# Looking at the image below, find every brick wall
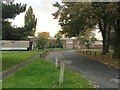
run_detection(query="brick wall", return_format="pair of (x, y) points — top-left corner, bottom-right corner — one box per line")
(48, 38), (77, 49)
(73, 40), (77, 49)
(61, 40), (66, 48)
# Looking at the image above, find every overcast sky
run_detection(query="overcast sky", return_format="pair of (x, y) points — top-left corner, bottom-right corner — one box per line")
(11, 0), (62, 37)
(11, 0), (102, 39)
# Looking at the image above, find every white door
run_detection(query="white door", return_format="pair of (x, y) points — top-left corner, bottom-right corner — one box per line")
(66, 40), (73, 49)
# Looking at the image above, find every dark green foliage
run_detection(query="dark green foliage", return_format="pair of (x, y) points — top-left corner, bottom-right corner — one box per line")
(2, 0), (26, 40)
(53, 2), (120, 58)
(56, 37), (63, 48)
(53, 2), (95, 38)
(24, 6), (37, 36)
(2, 21), (13, 40)
(2, 21), (26, 40)
(56, 42), (63, 48)
(12, 27), (27, 40)
(113, 2), (120, 58)
(2, 1), (26, 19)
(49, 37), (63, 48)
(49, 42), (56, 48)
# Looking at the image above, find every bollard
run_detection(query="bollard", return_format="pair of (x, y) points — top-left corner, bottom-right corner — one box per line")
(86, 50), (88, 54)
(59, 62), (65, 84)
(56, 56), (64, 69)
(55, 57), (60, 68)
(59, 60), (72, 85)
(40, 54), (42, 58)
(83, 50), (84, 55)
(89, 51), (91, 55)
(110, 54), (113, 59)
(95, 51), (96, 57)
(55, 57), (58, 68)
(101, 53), (103, 59)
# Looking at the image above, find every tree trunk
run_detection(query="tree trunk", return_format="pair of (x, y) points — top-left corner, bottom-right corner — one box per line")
(106, 26), (111, 53)
(113, 2), (120, 59)
(114, 19), (120, 59)
(98, 20), (107, 55)
(102, 33), (107, 55)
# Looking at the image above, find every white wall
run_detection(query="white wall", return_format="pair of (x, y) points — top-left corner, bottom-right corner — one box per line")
(0, 40), (30, 50)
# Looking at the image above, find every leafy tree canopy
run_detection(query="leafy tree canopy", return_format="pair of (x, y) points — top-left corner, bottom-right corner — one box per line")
(2, 0), (26, 40)
(36, 34), (48, 49)
(2, 0), (26, 20)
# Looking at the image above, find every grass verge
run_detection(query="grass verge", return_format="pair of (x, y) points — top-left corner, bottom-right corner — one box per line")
(2, 50), (42, 71)
(76, 50), (119, 68)
(2, 59), (94, 88)
(0, 80), (1, 90)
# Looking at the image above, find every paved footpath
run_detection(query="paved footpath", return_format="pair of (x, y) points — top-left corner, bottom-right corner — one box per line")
(45, 50), (120, 88)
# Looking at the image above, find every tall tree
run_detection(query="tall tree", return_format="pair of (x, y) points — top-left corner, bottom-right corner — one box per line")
(91, 2), (118, 54)
(53, 2), (95, 38)
(54, 31), (63, 38)
(53, 2), (119, 56)
(2, 0), (26, 20)
(24, 6), (37, 36)
(2, 0), (26, 40)
(113, 2), (120, 58)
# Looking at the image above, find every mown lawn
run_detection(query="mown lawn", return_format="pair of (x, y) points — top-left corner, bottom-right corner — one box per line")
(0, 81), (1, 90)
(2, 59), (95, 88)
(2, 50), (42, 71)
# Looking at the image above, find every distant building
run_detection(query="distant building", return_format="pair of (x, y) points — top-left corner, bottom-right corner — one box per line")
(0, 40), (30, 51)
(92, 41), (103, 49)
(1, 38), (104, 51)
(79, 41), (103, 49)
(48, 38), (78, 49)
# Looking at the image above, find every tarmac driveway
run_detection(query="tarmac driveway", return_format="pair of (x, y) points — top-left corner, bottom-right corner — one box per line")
(45, 50), (119, 88)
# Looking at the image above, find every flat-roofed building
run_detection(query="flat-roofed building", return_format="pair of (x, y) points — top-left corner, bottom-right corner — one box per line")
(0, 40), (30, 50)
(48, 38), (78, 49)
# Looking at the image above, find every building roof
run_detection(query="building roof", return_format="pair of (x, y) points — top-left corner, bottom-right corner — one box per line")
(48, 38), (77, 40)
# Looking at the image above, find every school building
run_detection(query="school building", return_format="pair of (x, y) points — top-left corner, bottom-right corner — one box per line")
(48, 38), (78, 49)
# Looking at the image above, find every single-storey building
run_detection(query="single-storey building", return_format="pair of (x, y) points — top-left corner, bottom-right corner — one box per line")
(0, 37), (78, 50)
(0, 40), (30, 50)
(48, 38), (78, 49)
(0, 37), (104, 50)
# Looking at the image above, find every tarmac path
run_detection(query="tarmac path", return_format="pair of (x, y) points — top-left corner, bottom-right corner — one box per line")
(45, 50), (119, 88)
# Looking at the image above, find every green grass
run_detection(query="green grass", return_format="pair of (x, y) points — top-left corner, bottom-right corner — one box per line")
(47, 48), (73, 51)
(0, 80), (1, 90)
(2, 59), (94, 88)
(2, 50), (42, 71)
(0, 52), (2, 73)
